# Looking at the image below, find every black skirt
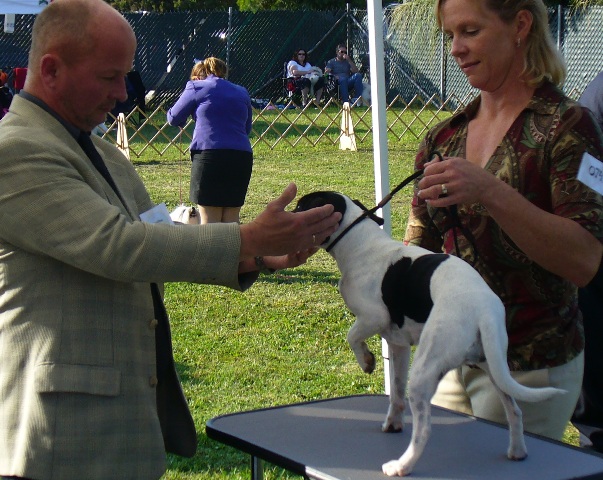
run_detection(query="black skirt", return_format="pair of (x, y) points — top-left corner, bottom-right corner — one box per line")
(190, 149), (253, 207)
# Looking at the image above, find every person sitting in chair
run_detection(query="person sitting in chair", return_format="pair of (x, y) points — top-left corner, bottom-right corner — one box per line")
(325, 44), (364, 104)
(287, 49), (324, 107)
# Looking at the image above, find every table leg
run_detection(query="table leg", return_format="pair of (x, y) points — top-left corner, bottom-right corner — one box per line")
(251, 455), (264, 480)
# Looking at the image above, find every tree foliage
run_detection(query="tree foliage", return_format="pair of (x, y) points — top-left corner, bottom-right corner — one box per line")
(107, 0), (603, 13)
(235, 0), (369, 11)
(108, 0), (237, 12)
(108, 0), (383, 12)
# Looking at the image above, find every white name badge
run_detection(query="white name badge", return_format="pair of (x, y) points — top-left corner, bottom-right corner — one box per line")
(139, 203), (174, 225)
(577, 152), (603, 195)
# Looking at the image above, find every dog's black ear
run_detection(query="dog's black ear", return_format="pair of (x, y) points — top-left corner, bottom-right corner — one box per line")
(352, 199), (384, 226)
(294, 191), (347, 216)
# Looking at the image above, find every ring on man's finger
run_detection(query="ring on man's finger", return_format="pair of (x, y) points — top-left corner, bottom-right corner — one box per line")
(441, 184), (448, 195)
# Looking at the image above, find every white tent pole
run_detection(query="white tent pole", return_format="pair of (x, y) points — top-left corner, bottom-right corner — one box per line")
(365, 0), (391, 395)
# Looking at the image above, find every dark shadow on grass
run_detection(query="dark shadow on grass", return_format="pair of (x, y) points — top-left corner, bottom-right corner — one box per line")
(173, 361), (194, 383)
(132, 159), (183, 167)
(258, 268), (340, 286)
(132, 159), (162, 166)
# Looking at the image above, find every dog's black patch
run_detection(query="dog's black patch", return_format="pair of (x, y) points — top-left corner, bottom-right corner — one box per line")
(382, 254), (450, 327)
(294, 191), (347, 217)
(294, 192), (347, 245)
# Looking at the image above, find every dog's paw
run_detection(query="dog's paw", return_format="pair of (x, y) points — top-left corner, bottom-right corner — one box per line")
(507, 435), (527, 460)
(382, 459), (412, 477)
(362, 351), (376, 374)
(382, 421), (403, 433)
(507, 446), (527, 461)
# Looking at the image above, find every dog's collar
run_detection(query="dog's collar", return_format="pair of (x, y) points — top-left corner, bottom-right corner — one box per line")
(326, 210), (376, 253)
(326, 169), (424, 253)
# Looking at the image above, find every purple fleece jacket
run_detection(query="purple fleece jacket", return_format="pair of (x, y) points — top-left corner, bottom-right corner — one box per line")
(167, 74), (252, 152)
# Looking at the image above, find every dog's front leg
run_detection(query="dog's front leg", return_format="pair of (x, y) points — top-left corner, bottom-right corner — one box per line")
(346, 318), (377, 374)
(382, 343), (410, 433)
(382, 394), (432, 477)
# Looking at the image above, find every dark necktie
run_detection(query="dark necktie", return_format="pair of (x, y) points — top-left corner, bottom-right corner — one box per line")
(77, 131), (124, 204)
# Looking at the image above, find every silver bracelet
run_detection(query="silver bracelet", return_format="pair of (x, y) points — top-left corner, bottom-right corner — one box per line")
(254, 256), (276, 275)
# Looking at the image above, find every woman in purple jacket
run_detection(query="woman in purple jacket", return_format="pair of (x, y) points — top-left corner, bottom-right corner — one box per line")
(167, 57), (253, 224)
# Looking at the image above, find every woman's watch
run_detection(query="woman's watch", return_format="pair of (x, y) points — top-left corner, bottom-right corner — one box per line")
(254, 256), (276, 275)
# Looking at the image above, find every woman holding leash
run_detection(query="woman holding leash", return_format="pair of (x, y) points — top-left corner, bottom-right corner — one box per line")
(404, 0), (603, 440)
(167, 57), (253, 224)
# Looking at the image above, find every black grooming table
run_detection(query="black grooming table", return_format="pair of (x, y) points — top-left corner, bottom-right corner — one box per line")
(206, 394), (603, 480)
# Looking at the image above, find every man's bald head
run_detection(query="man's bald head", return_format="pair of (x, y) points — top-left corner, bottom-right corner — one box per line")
(24, 0), (137, 131)
(27, 0), (135, 84)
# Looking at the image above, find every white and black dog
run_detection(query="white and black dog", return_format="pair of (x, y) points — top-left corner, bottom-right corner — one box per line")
(294, 191), (564, 477)
(170, 204), (201, 225)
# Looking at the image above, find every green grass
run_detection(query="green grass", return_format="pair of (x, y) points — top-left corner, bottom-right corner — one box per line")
(132, 136), (579, 479)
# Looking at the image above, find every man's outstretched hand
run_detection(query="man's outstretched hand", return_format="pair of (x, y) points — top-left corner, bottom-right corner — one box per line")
(239, 183), (341, 260)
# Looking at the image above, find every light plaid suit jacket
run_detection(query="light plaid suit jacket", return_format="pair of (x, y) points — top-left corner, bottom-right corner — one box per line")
(0, 96), (253, 479)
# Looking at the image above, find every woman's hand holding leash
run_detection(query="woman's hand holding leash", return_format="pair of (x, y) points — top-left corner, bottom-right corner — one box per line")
(417, 156), (497, 207)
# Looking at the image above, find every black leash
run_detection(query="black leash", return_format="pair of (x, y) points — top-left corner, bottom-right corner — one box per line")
(325, 168), (423, 253)
(325, 150), (479, 267)
(426, 151), (479, 266)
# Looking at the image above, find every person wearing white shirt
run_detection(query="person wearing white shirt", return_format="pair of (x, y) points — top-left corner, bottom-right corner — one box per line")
(287, 49), (324, 107)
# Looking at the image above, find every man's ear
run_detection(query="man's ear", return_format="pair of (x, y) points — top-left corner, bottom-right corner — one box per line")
(39, 54), (61, 88)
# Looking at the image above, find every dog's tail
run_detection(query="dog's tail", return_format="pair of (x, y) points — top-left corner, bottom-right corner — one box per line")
(479, 305), (565, 402)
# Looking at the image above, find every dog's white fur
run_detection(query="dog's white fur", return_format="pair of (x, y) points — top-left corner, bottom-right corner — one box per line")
(361, 81), (371, 106)
(169, 204), (201, 225)
(295, 192), (564, 477)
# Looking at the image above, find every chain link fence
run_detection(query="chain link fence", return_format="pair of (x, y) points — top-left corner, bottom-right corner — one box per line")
(1, 6), (602, 155)
(376, 4), (603, 108)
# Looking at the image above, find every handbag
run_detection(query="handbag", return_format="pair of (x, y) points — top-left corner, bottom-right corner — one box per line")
(286, 78), (297, 92)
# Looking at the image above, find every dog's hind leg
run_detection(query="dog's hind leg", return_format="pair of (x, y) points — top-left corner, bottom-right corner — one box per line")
(346, 318), (378, 373)
(382, 357), (441, 477)
(484, 368), (528, 460)
(383, 344), (410, 433)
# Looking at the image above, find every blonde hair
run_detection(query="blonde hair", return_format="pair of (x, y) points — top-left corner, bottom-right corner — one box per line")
(190, 57), (228, 81)
(435, 0), (566, 87)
